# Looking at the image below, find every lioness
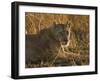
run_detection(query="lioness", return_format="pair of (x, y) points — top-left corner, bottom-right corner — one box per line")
(25, 22), (71, 68)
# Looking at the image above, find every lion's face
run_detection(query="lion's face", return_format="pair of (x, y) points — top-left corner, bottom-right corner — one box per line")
(53, 24), (70, 45)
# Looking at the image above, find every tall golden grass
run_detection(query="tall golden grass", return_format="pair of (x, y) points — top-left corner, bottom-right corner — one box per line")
(25, 12), (89, 67)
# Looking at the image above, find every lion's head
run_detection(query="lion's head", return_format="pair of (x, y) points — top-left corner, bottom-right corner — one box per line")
(50, 22), (71, 46)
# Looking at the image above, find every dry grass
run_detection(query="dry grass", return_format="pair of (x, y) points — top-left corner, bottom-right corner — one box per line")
(25, 12), (89, 68)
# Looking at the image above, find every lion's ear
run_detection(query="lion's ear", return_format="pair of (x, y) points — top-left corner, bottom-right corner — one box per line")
(50, 22), (56, 34)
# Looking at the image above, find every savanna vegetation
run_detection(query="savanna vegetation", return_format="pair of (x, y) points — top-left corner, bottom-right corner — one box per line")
(25, 12), (89, 68)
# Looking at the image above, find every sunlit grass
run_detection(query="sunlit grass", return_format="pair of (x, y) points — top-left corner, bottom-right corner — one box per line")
(25, 12), (89, 68)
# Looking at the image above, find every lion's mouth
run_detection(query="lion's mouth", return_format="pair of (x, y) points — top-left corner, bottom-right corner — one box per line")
(61, 42), (67, 45)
